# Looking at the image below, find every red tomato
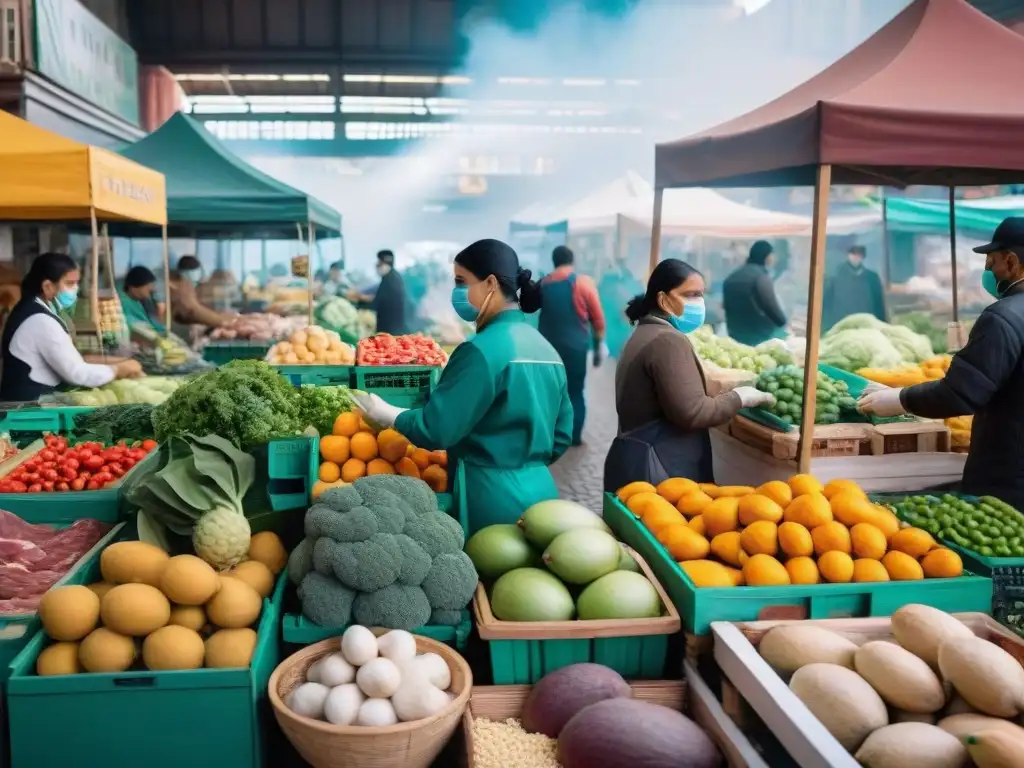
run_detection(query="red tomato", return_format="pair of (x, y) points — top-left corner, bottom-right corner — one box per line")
(27, 483), (41, 493)
(92, 472), (113, 485)
(41, 469), (59, 482)
(78, 449), (93, 461)
(62, 458), (80, 471)
(39, 449), (56, 462)
(70, 477), (86, 491)
(122, 457), (136, 469)
(86, 480), (101, 490)
(142, 439), (158, 451)
(84, 455), (105, 471)
(55, 481), (70, 492)
(127, 449), (145, 461)
(41, 481), (55, 492)
(0, 482), (11, 493)
(9, 480), (26, 493)
(54, 437), (68, 452)
(61, 466), (78, 481)
(108, 463), (125, 478)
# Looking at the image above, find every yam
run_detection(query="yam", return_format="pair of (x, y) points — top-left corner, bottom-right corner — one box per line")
(789, 663), (888, 751)
(890, 604), (974, 668)
(854, 722), (968, 768)
(938, 636), (1024, 718)
(854, 640), (946, 713)
(758, 625), (858, 675)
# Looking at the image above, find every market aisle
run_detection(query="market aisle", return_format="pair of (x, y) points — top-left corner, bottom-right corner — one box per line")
(550, 359), (618, 512)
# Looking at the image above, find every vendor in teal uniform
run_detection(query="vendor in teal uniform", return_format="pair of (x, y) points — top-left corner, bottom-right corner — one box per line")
(353, 238), (574, 533)
(119, 266), (166, 333)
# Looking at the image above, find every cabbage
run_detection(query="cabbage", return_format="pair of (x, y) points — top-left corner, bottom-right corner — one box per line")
(827, 313), (884, 334)
(879, 324), (933, 363)
(819, 329), (903, 371)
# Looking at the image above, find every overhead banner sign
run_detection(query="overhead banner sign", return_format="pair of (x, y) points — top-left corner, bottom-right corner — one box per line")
(33, 0), (140, 125)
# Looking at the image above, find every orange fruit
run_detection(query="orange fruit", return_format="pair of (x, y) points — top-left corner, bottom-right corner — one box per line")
(366, 459), (395, 476)
(318, 462), (341, 483)
(756, 480), (793, 508)
(319, 435), (350, 465)
(788, 474), (823, 497)
(333, 412), (360, 438)
(822, 479), (865, 500)
(349, 432), (379, 462)
(340, 458), (367, 483)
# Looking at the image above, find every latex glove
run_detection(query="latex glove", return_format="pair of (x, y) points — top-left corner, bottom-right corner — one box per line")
(857, 388), (906, 417)
(593, 341), (610, 368)
(861, 381), (888, 395)
(733, 386), (776, 409)
(351, 392), (407, 429)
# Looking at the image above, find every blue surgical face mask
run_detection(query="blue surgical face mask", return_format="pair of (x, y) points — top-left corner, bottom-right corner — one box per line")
(54, 287), (78, 311)
(182, 269), (202, 286)
(451, 285), (479, 322)
(983, 268), (1000, 298)
(668, 297), (705, 334)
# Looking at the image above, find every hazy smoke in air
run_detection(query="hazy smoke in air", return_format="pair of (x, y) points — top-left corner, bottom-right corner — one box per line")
(252, 0), (913, 267)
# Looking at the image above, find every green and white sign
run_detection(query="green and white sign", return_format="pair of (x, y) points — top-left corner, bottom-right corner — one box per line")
(33, 0), (140, 124)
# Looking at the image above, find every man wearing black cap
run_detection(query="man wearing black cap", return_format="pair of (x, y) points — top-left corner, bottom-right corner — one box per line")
(859, 217), (1024, 511)
(722, 240), (788, 346)
(351, 250), (406, 334)
(822, 245), (886, 330)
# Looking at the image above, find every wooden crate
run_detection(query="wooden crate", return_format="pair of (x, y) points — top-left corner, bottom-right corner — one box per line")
(473, 549), (680, 641)
(710, 613), (1024, 768)
(729, 415), (870, 461)
(869, 421), (952, 455)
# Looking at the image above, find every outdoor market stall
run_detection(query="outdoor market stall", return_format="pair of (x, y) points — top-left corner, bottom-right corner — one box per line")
(115, 113), (343, 337)
(0, 109), (169, 343)
(650, 0), (1024, 490)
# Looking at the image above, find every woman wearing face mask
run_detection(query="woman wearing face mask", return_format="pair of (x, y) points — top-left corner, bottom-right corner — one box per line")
(858, 217), (1024, 510)
(167, 256), (230, 330)
(603, 259), (776, 492)
(352, 239), (574, 533)
(0, 253), (142, 401)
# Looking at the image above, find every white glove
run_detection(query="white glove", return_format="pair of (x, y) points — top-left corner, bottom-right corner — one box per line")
(861, 381), (888, 395)
(351, 392), (407, 429)
(733, 386), (776, 409)
(857, 388), (906, 417)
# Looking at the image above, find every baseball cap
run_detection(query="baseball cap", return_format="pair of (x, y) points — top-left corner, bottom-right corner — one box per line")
(973, 217), (1024, 254)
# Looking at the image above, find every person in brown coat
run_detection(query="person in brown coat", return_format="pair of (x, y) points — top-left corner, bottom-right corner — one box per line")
(603, 259), (775, 492)
(168, 256), (230, 330)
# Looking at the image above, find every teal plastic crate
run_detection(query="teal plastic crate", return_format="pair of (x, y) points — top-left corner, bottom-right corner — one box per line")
(474, 546), (681, 685)
(0, 406), (96, 435)
(354, 365), (441, 408)
(6, 571), (285, 768)
(875, 492), (1024, 577)
(603, 493), (993, 635)
(202, 341), (274, 365)
(281, 609), (472, 649)
(266, 435), (318, 511)
(273, 365), (354, 388)
(0, 447), (158, 524)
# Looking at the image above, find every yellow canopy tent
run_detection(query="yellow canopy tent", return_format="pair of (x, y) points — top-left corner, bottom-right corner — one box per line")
(0, 110), (170, 335)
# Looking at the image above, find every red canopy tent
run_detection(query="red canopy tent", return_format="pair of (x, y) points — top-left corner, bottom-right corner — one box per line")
(655, 0), (1024, 189)
(650, 0), (1024, 470)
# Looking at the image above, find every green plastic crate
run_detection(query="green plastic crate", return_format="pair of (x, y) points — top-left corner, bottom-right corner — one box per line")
(875, 492), (1024, 577)
(0, 406), (96, 435)
(202, 341), (274, 365)
(281, 609), (472, 649)
(6, 571), (286, 768)
(603, 493), (993, 635)
(0, 448), (158, 524)
(266, 435), (318, 511)
(273, 365), (354, 388)
(354, 365), (441, 408)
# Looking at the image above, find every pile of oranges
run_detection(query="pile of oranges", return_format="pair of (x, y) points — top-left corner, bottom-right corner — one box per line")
(616, 474), (964, 588)
(312, 411), (449, 499)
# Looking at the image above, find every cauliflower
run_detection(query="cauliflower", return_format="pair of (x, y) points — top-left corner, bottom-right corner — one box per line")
(295, 475), (478, 631)
(819, 329), (903, 371)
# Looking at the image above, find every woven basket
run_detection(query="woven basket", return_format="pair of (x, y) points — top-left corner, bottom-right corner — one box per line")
(269, 632), (472, 768)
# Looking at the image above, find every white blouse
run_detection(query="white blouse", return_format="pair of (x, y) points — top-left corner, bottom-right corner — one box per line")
(6, 299), (116, 389)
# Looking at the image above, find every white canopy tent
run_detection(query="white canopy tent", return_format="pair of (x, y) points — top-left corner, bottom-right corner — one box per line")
(510, 171), (880, 237)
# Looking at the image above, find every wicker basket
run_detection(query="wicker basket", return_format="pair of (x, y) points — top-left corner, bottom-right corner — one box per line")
(269, 632), (473, 768)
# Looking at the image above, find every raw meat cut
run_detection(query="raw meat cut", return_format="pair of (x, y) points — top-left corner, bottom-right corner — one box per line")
(0, 511), (110, 615)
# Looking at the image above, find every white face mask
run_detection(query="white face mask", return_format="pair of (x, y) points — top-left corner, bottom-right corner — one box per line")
(181, 269), (202, 285)
(377, 264), (391, 277)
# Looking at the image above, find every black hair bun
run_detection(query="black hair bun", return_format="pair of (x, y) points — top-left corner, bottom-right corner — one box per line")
(516, 267), (534, 289)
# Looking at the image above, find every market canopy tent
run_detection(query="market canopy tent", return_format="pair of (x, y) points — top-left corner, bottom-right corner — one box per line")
(649, 0), (1024, 471)
(655, 0), (1024, 189)
(119, 113), (341, 236)
(885, 195), (1024, 235)
(512, 171), (819, 237)
(0, 110), (166, 225)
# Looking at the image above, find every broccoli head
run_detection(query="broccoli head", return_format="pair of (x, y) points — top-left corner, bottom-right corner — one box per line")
(437, 511), (465, 551)
(288, 537), (314, 586)
(430, 608), (465, 627)
(393, 534), (432, 586)
(306, 503), (377, 543)
(354, 475), (437, 517)
(329, 533), (403, 592)
(299, 572), (356, 627)
(317, 485), (363, 513)
(421, 551), (478, 610)
(353, 584), (431, 631)
(403, 515), (463, 558)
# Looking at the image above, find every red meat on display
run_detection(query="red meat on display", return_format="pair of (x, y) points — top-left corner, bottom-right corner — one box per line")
(0, 511), (110, 615)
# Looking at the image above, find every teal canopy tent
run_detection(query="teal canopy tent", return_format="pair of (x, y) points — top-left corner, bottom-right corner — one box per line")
(109, 113), (341, 238)
(883, 195), (1024, 236)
